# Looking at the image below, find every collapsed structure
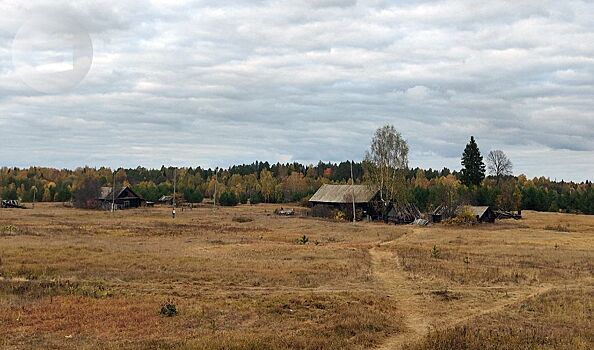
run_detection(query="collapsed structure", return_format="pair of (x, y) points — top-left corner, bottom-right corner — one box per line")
(432, 205), (497, 223)
(158, 195), (174, 205)
(1, 200), (26, 209)
(431, 204), (456, 223)
(384, 202), (422, 224)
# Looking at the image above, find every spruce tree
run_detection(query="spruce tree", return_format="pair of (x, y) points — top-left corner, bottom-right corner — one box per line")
(460, 136), (486, 187)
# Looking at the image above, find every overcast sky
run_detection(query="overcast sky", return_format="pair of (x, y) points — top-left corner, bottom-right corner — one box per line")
(1, 1), (593, 181)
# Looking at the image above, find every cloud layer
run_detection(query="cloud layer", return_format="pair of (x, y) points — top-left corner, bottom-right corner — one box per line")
(0, 0), (593, 181)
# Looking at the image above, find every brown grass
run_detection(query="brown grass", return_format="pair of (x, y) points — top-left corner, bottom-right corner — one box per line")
(408, 288), (593, 350)
(0, 204), (592, 349)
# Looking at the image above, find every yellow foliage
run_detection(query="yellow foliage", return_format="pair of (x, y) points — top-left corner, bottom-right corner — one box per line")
(444, 207), (478, 226)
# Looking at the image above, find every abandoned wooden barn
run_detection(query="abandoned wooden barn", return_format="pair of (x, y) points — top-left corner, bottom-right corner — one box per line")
(431, 204), (456, 223)
(385, 202), (422, 224)
(309, 184), (379, 219)
(457, 205), (497, 223)
(98, 186), (145, 210)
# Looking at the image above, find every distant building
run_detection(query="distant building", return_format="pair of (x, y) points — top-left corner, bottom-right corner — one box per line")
(158, 195), (174, 205)
(457, 205), (497, 223)
(98, 186), (145, 210)
(384, 202), (422, 224)
(431, 204), (456, 223)
(309, 184), (380, 219)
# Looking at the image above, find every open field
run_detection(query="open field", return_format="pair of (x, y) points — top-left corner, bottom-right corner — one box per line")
(0, 204), (592, 349)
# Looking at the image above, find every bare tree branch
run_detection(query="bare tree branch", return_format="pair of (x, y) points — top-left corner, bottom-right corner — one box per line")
(487, 150), (513, 184)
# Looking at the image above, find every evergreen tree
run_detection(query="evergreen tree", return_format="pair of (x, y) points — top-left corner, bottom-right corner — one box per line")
(460, 136), (486, 187)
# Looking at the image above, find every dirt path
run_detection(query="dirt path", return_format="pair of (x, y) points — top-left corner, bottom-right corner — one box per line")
(445, 285), (554, 329)
(369, 239), (574, 350)
(370, 246), (432, 350)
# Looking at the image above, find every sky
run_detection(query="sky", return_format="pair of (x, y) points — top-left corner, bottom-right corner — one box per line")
(0, 0), (593, 182)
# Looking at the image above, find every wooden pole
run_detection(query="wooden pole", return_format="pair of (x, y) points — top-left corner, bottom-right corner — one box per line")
(173, 168), (177, 208)
(112, 170), (116, 212)
(351, 160), (356, 223)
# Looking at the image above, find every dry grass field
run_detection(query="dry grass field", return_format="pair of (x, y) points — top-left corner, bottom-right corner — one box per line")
(0, 204), (592, 349)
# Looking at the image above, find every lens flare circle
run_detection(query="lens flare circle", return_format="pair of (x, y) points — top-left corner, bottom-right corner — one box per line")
(12, 14), (93, 94)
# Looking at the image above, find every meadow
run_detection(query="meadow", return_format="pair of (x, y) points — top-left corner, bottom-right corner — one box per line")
(0, 204), (592, 349)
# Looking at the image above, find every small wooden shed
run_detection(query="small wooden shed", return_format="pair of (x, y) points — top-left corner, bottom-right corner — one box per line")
(457, 205), (497, 223)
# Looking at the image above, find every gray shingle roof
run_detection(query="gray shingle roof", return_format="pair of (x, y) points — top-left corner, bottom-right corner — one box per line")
(309, 184), (378, 204)
(457, 205), (491, 218)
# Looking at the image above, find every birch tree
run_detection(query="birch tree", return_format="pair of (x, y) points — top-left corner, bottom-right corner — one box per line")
(363, 125), (409, 202)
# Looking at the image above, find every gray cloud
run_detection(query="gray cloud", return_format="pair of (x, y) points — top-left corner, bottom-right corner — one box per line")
(0, 0), (593, 181)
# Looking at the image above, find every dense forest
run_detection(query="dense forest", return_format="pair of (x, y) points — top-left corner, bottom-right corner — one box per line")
(1, 161), (592, 214)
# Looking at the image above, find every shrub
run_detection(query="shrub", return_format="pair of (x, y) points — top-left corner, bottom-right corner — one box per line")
(297, 235), (309, 245)
(1, 225), (18, 236)
(160, 300), (178, 317)
(232, 216), (253, 223)
(430, 289), (460, 301)
(431, 245), (441, 259)
(333, 210), (347, 221)
(444, 207), (478, 226)
(219, 192), (239, 206)
(544, 224), (571, 232)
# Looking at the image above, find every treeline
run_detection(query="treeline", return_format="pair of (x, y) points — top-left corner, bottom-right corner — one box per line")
(0, 162), (365, 206)
(408, 171), (594, 214)
(0, 163), (592, 214)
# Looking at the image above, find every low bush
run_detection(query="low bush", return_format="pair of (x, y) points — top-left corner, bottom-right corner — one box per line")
(444, 208), (478, 226)
(544, 224), (571, 232)
(297, 235), (309, 245)
(232, 216), (253, 223)
(333, 210), (346, 221)
(160, 300), (178, 317)
(431, 245), (441, 259)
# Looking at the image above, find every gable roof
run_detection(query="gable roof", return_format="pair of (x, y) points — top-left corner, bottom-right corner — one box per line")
(98, 186), (144, 201)
(309, 184), (378, 204)
(457, 205), (491, 218)
(387, 202), (422, 219)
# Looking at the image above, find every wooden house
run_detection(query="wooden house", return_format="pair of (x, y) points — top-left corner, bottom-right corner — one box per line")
(98, 186), (145, 210)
